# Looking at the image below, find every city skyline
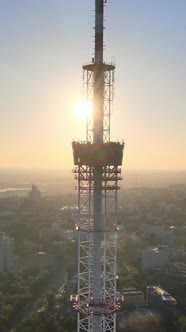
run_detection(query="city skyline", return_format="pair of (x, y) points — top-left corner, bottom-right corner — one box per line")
(0, 0), (186, 170)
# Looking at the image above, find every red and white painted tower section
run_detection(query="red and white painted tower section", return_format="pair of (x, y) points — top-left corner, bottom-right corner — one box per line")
(72, 1), (124, 331)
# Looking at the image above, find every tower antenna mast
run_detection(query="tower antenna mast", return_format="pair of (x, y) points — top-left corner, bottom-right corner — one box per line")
(72, 1), (124, 331)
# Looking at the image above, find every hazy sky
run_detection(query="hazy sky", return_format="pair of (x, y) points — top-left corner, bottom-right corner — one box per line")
(0, 0), (186, 170)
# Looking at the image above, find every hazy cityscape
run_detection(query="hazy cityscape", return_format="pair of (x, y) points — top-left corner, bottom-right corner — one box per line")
(0, 169), (185, 331)
(1, 169), (186, 195)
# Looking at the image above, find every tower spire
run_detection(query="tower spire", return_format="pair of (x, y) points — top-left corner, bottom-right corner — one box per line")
(95, 0), (104, 64)
(71, 1), (124, 331)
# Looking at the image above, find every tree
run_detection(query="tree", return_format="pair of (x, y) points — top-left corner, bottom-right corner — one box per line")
(179, 316), (186, 332)
(46, 291), (56, 313)
(62, 315), (76, 331)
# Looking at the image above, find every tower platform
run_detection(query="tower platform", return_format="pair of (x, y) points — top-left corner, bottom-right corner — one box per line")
(83, 62), (115, 72)
(72, 141), (124, 166)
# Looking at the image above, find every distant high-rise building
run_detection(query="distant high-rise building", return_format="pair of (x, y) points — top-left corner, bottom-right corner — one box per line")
(138, 246), (169, 271)
(28, 185), (41, 202)
(13, 223), (25, 256)
(122, 288), (145, 307)
(0, 233), (3, 271)
(147, 286), (176, 314)
(0, 232), (14, 272)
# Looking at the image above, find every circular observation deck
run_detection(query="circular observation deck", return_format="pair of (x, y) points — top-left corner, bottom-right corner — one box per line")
(83, 62), (115, 72)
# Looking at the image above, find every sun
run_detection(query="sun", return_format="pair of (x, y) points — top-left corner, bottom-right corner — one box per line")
(73, 99), (93, 120)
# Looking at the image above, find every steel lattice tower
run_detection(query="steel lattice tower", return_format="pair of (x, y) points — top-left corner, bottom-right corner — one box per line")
(71, 1), (124, 331)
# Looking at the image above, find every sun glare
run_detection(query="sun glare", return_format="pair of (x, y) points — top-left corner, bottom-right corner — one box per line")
(73, 99), (93, 120)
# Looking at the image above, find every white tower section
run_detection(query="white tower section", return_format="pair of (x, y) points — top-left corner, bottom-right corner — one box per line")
(72, 1), (124, 331)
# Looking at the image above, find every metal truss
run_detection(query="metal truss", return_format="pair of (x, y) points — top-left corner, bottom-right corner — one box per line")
(83, 64), (115, 144)
(72, 162), (123, 332)
(71, 62), (123, 332)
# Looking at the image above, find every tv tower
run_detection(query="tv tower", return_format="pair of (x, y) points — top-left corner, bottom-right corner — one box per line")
(71, 1), (124, 331)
